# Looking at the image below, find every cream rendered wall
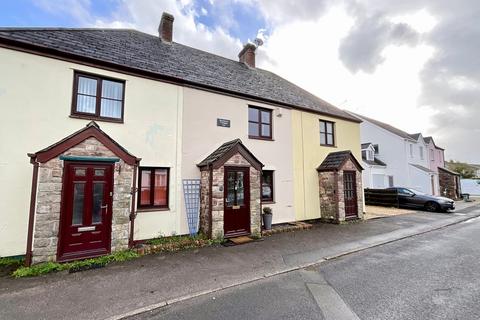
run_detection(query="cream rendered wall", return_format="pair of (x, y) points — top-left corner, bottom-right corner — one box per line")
(181, 88), (295, 226)
(0, 48), (183, 256)
(292, 110), (361, 220)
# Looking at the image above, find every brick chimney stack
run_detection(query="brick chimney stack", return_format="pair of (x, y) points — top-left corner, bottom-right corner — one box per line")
(158, 12), (174, 43)
(238, 43), (256, 68)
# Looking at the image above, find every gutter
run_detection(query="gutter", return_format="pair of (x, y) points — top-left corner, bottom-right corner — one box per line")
(25, 154), (39, 266)
(0, 39), (361, 124)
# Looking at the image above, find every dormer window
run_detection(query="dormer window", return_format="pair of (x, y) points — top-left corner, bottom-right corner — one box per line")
(366, 150), (374, 161)
(71, 71), (125, 122)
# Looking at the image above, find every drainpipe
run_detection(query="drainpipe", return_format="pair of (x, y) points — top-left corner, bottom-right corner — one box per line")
(25, 154), (39, 267)
(128, 160), (139, 248)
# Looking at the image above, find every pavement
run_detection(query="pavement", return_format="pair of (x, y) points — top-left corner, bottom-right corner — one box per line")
(135, 206), (480, 320)
(1, 203), (479, 320)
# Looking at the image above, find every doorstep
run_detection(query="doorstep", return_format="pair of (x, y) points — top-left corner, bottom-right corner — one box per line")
(262, 221), (313, 236)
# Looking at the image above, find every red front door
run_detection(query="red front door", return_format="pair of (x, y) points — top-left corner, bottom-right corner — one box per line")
(58, 161), (113, 262)
(224, 167), (250, 238)
(343, 171), (358, 218)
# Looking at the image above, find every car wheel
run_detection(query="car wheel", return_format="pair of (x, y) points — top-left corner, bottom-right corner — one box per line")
(425, 202), (440, 212)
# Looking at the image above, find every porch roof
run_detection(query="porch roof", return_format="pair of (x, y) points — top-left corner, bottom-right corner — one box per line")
(317, 150), (363, 172)
(197, 139), (263, 170)
(29, 121), (140, 165)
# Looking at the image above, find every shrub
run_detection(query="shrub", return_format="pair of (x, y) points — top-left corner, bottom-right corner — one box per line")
(263, 207), (272, 215)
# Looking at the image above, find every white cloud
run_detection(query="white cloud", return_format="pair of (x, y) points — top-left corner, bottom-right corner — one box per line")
(389, 9), (438, 34)
(33, 0), (93, 24)
(258, 5), (435, 134)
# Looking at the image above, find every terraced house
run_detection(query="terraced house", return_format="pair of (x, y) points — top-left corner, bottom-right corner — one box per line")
(0, 13), (363, 265)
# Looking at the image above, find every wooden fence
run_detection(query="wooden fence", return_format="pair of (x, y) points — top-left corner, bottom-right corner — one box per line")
(364, 188), (399, 207)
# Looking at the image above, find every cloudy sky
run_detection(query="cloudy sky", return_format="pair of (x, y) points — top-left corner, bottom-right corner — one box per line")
(2, 0), (479, 162)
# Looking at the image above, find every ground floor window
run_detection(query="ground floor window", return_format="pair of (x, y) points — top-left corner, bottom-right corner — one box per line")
(138, 167), (169, 209)
(388, 175), (394, 187)
(262, 170), (274, 202)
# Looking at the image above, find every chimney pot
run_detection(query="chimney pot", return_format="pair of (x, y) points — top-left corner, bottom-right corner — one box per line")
(238, 43), (256, 68)
(159, 12), (174, 43)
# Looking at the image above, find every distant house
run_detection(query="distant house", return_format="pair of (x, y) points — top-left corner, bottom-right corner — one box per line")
(353, 113), (440, 195)
(361, 143), (388, 188)
(424, 137), (462, 199)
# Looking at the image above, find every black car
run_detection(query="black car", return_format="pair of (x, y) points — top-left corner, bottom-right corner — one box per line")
(387, 187), (455, 212)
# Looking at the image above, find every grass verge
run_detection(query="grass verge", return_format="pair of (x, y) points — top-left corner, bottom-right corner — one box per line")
(12, 250), (139, 278)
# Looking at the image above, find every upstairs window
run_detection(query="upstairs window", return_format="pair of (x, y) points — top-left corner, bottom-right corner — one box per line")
(419, 146), (424, 160)
(320, 120), (335, 146)
(248, 106), (272, 139)
(72, 72), (125, 122)
(430, 149), (435, 161)
(138, 167), (169, 209)
(410, 144), (414, 157)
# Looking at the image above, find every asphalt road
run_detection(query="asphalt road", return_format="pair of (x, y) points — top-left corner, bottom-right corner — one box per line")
(130, 215), (480, 320)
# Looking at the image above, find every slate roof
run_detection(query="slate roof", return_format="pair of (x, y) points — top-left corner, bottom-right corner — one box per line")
(353, 113), (416, 141)
(362, 156), (387, 167)
(361, 143), (372, 149)
(409, 163), (435, 174)
(317, 150), (363, 171)
(439, 166), (460, 176)
(409, 133), (421, 141)
(0, 28), (359, 122)
(423, 136), (445, 150)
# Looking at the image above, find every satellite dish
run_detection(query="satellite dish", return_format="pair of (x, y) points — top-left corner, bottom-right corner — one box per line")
(253, 37), (264, 47)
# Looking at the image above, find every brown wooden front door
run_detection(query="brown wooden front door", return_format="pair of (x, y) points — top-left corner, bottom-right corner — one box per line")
(343, 171), (358, 218)
(224, 167), (250, 238)
(58, 161), (113, 262)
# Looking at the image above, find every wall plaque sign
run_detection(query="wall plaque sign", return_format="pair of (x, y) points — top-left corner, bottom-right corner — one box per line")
(217, 118), (231, 128)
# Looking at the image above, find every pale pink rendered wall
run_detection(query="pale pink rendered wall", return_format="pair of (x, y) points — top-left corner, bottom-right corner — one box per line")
(427, 141), (445, 172)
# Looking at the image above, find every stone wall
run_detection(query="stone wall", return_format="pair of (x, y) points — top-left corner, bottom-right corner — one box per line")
(199, 170), (211, 236)
(318, 158), (364, 223)
(199, 152), (261, 239)
(32, 137), (133, 264)
(439, 170), (460, 199)
(318, 171), (338, 221)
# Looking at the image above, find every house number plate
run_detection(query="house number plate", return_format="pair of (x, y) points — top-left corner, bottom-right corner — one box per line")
(78, 226), (95, 232)
(232, 205), (240, 210)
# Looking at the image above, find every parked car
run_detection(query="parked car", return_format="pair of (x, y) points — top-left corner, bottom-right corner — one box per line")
(386, 187), (455, 212)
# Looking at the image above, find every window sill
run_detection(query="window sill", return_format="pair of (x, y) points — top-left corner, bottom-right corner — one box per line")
(249, 135), (274, 141)
(261, 201), (275, 204)
(320, 144), (337, 148)
(70, 114), (124, 124)
(137, 207), (170, 213)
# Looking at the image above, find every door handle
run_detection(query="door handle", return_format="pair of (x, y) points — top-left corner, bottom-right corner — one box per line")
(101, 205), (108, 210)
